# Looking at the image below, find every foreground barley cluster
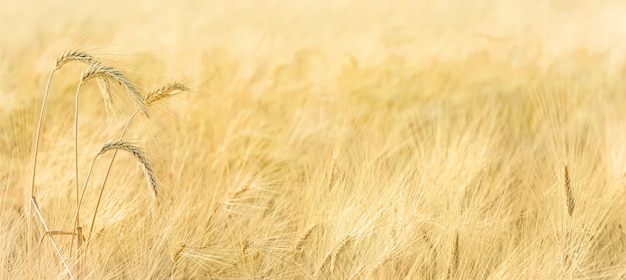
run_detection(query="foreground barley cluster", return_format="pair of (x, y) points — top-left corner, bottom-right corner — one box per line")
(3, 0), (626, 279)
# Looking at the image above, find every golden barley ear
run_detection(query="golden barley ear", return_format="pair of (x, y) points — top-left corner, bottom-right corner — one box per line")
(145, 81), (190, 106)
(98, 141), (158, 196)
(331, 235), (352, 271)
(563, 164), (575, 217)
(171, 243), (186, 262)
(318, 235), (353, 276)
(294, 224), (317, 251)
(54, 50), (100, 70)
(81, 64), (149, 116)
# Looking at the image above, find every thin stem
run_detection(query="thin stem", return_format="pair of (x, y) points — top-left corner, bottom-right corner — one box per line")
(87, 112), (137, 239)
(75, 82), (82, 224)
(31, 196), (76, 280)
(69, 82), (83, 257)
(72, 152), (100, 249)
(31, 70), (55, 197)
(29, 69), (56, 272)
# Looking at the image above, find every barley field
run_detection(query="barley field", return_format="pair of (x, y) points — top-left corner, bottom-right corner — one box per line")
(3, 0), (626, 279)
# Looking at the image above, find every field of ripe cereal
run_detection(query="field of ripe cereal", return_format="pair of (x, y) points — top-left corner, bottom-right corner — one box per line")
(3, 1), (626, 279)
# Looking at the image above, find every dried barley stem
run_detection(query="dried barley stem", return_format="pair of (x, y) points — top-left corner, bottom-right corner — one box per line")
(73, 80), (82, 232)
(563, 164), (575, 217)
(87, 113), (136, 240)
(88, 81), (188, 239)
(447, 231), (459, 279)
(30, 50), (100, 268)
(72, 65), (144, 238)
(73, 147), (108, 247)
(29, 69), (55, 271)
(74, 140), (156, 254)
(327, 144), (340, 191)
(31, 197), (76, 280)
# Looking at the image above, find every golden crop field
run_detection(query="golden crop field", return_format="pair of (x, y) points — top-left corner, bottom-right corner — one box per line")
(3, 0), (626, 279)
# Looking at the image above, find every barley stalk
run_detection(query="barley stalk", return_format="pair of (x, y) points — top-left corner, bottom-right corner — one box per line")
(447, 231), (459, 279)
(88, 81), (188, 239)
(30, 50), (100, 266)
(65, 140), (146, 261)
(327, 143), (340, 191)
(563, 164), (575, 217)
(31, 197), (75, 280)
(73, 63), (144, 233)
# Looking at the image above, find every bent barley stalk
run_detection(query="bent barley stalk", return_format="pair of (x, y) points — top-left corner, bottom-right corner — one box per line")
(87, 81), (188, 239)
(71, 63), (147, 241)
(73, 141), (157, 250)
(31, 197), (75, 280)
(29, 50), (100, 275)
(447, 231), (460, 279)
(31, 50), (185, 278)
(563, 164), (575, 217)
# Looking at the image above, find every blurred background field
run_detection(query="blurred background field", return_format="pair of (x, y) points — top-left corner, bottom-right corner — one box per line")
(3, 0), (626, 279)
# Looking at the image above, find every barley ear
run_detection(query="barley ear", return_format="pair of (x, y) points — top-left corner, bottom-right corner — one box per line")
(171, 243), (186, 262)
(55, 50), (100, 70)
(330, 235), (352, 271)
(98, 141), (158, 196)
(145, 81), (190, 106)
(81, 64), (149, 116)
(294, 224), (317, 251)
(314, 235), (352, 278)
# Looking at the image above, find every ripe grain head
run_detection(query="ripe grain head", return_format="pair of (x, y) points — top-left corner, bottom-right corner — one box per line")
(98, 141), (158, 196)
(145, 81), (189, 106)
(81, 64), (149, 116)
(54, 50), (100, 70)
